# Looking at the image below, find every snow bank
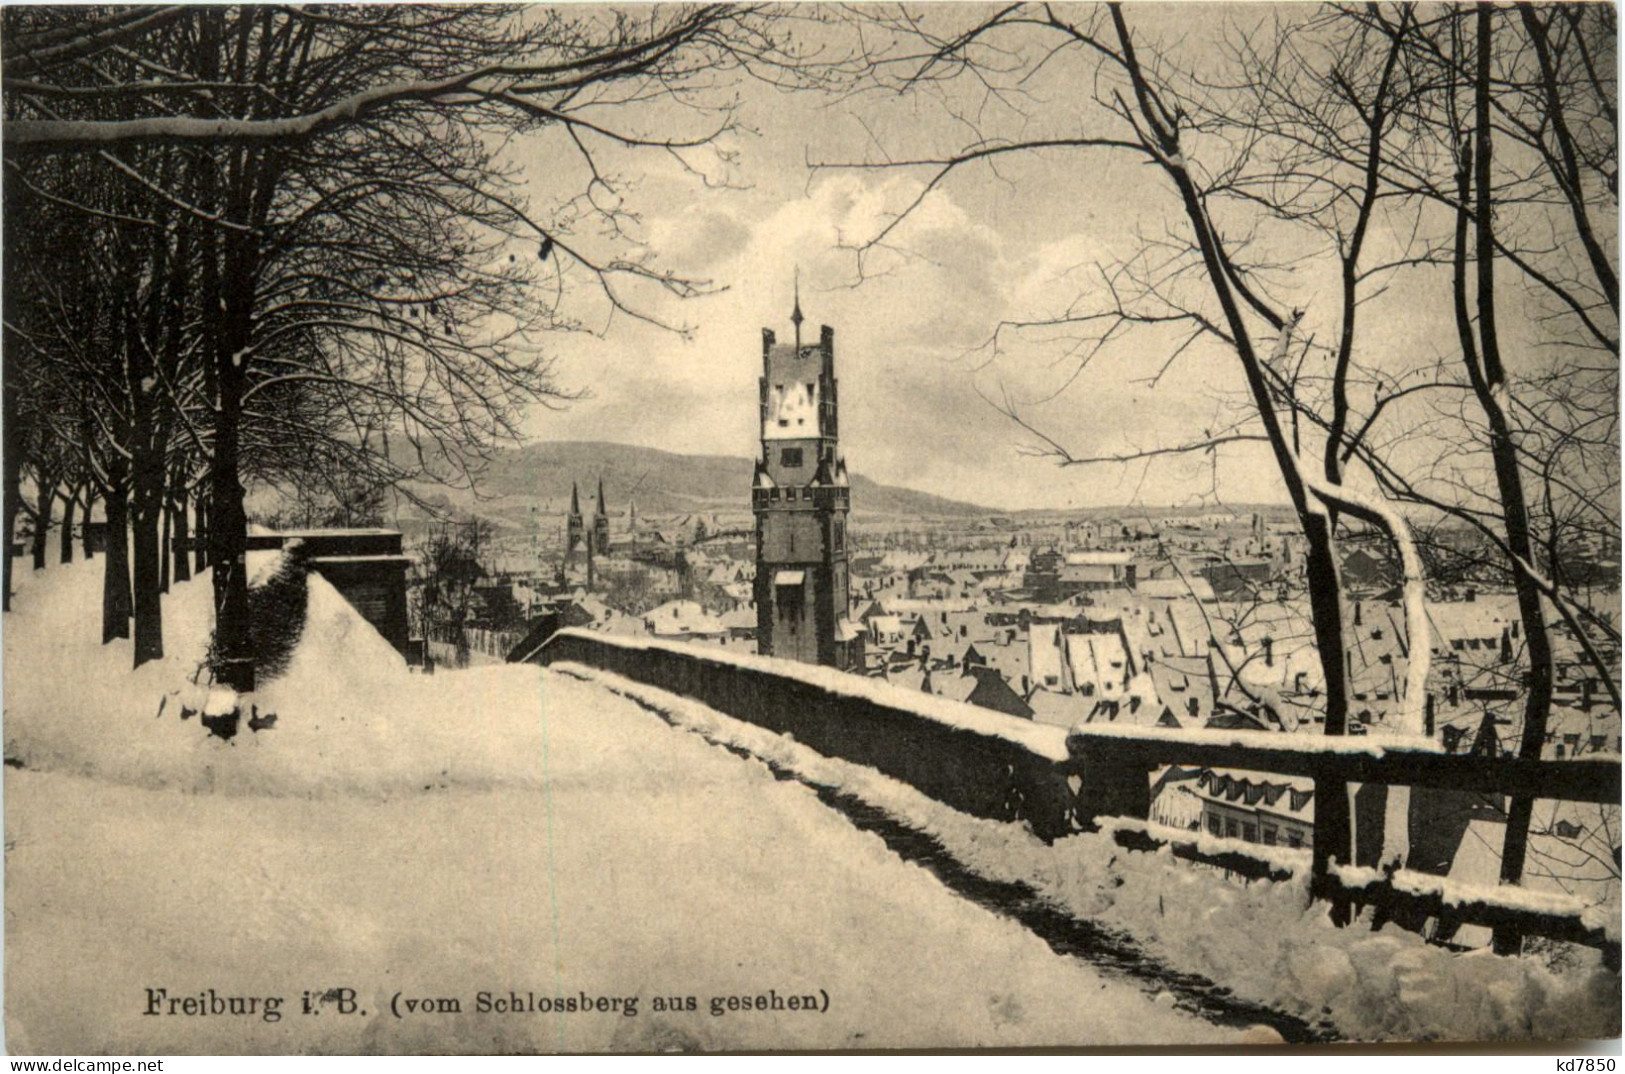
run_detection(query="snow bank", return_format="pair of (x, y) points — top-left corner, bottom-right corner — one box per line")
(555, 663), (1621, 1044)
(7, 665), (1238, 1052)
(4, 561), (555, 799)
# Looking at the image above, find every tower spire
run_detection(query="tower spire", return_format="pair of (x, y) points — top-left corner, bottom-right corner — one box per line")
(791, 267), (804, 350)
(596, 475), (606, 516)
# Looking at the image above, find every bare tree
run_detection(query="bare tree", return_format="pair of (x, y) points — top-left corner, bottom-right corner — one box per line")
(3, 5), (797, 689)
(819, 3), (1450, 914)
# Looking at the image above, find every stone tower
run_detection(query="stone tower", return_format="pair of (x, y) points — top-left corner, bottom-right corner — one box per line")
(592, 477), (611, 556)
(751, 285), (860, 670)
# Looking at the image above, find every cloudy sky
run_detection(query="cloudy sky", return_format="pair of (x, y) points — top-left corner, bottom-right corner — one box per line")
(504, 5), (1462, 513)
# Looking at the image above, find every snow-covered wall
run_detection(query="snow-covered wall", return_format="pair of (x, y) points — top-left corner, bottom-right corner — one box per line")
(530, 629), (1079, 840)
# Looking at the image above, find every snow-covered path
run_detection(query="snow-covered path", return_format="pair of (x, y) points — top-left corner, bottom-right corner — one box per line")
(5, 664), (1240, 1053)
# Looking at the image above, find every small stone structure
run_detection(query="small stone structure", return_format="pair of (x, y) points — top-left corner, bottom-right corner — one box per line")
(245, 528), (412, 655)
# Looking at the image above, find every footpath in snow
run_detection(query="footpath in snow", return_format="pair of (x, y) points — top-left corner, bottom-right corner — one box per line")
(4, 562), (1241, 1053)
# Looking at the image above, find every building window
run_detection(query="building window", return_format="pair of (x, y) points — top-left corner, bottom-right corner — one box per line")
(781, 447), (803, 468)
(1241, 823), (1257, 843)
(1262, 826), (1277, 846)
(1207, 815), (1222, 837)
(1224, 818), (1239, 839)
(1287, 830), (1303, 848)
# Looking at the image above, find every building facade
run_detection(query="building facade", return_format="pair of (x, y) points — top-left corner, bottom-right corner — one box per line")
(751, 293), (861, 670)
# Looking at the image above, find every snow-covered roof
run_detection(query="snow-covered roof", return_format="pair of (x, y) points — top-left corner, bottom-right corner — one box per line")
(1137, 577), (1216, 602)
(1064, 551), (1135, 566)
(1066, 632), (1129, 698)
(763, 379), (819, 440)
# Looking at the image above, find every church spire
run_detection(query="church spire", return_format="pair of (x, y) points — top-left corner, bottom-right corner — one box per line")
(596, 475), (607, 516)
(791, 267), (804, 350)
(569, 480), (581, 516)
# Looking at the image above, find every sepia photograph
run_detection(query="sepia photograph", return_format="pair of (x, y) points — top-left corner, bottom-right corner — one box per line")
(0, 0), (1619, 1056)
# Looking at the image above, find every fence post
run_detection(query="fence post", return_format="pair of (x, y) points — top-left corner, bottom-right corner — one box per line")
(1311, 764), (1354, 926)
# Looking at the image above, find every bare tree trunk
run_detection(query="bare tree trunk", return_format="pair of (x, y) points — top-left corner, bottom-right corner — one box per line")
(101, 466), (131, 643)
(30, 471), (54, 570)
(58, 488), (76, 565)
(1465, 7), (1557, 956)
(172, 479), (191, 583)
(130, 488), (164, 666)
(194, 494), (208, 575)
(159, 492), (171, 593)
(2, 377), (19, 611)
(1107, 7), (1357, 922)
(208, 325), (252, 689)
(81, 487), (97, 560)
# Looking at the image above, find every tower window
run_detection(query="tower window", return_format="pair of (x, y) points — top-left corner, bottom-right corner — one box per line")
(780, 447), (803, 468)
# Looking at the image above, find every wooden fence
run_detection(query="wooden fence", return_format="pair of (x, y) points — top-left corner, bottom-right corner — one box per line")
(1069, 724), (1620, 962)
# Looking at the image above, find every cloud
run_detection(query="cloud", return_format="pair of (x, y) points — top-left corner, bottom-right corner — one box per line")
(521, 132), (1297, 510)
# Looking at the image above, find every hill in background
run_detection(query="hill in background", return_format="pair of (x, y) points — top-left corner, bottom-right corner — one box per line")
(396, 440), (993, 532)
